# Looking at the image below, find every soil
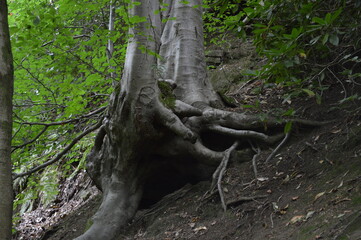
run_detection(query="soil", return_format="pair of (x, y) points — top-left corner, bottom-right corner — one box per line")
(14, 38), (361, 240)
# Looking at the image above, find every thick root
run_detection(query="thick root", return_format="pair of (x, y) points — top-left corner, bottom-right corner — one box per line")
(74, 179), (142, 240)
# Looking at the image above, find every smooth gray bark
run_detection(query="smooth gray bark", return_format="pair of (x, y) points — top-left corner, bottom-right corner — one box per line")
(0, 0), (14, 239)
(77, 1), (281, 239)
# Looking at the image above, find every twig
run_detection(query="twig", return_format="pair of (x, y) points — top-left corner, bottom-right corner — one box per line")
(15, 60), (58, 104)
(226, 195), (268, 206)
(17, 106), (106, 126)
(327, 66), (347, 98)
(12, 126), (49, 152)
(265, 132), (290, 164)
(12, 121), (102, 179)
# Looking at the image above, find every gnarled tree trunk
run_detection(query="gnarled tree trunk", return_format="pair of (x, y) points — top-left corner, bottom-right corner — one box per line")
(0, 0), (14, 239)
(76, 1), (281, 239)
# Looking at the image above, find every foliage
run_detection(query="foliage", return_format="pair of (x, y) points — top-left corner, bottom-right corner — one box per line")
(8, 0), (131, 218)
(157, 81), (176, 109)
(205, 0), (361, 102)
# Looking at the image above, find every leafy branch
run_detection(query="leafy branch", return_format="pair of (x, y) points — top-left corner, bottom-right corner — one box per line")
(13, 120), (102, 179)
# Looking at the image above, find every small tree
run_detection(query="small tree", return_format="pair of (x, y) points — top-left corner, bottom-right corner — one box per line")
(0, 0), (14, 239)
(76, 1), (285, 239)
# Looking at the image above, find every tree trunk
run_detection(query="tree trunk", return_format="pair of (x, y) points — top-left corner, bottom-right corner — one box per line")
(0, 0), (14, 239)
(76, 1), (281, 239)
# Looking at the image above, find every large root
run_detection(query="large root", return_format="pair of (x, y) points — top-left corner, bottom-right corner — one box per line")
(74, 178), (142, 240)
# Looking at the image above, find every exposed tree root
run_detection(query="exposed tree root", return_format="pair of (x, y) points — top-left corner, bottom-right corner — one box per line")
(249, 141), (261, 179)
(211, 141), (239, 211)
(75, 1), (335, 239)
(265, 132), (291, 164)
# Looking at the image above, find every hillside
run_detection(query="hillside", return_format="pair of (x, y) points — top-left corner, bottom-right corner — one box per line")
(14, 38), (361, 240)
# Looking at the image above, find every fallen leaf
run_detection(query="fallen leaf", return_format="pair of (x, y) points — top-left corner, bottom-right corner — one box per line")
(314, 135), (320, 141)
(279, 210), (287, 215)
(337, 213), (345, 218)
(193, 226), (207, 232)
(314, 192), (325, 202)
(289, 215), (304, 224)
(257, 177), (269, 182)
(306, 211), (315, 220)
(283, 175), (290, 183)
(292, 196), (299, 201)
(331, 128), (341, 134)
(272, 202), (279, 212)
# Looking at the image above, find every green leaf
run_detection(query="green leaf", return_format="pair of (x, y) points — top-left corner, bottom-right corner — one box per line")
(329, 34), (339, 46)
(322, 33), (329, 45)
(284, 121), (293, 134)
(302, 89), (315, 97)
(325, 13), (332, 25)
(312, 17), (326, 25)
(282, 109), (295, 117)
(243, 7), (255, 16)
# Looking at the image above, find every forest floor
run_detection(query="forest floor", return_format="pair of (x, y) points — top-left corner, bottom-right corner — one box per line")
(15, 39), (361, 240)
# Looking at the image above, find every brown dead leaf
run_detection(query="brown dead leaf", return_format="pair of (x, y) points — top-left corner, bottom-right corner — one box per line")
(306, 211), (315, 220)
(193, 226), (207, 233)
(331, 128), (341, 134)
(291, 196), (299, 201)
(314, 192), (325, 202)
(288, 215), (304, 224)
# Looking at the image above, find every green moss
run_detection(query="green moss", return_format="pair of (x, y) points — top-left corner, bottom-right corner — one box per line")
(84, 219), (93, 231)
(297, 224), (318, 240)
(157, 81), (176, 109)
(217, 91), (237, 107)
(351, 196), (361, 205)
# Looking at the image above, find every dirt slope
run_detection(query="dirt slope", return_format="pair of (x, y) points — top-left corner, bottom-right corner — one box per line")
(16, 39), (361, 240)
(40, 109), (361, 240)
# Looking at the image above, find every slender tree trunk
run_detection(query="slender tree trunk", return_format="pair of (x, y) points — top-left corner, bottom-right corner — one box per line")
(0, 0), (14, 239)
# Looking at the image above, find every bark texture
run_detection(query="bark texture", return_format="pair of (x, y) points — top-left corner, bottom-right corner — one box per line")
(0, 0), (14, 239)
(77, 1), (282, 239)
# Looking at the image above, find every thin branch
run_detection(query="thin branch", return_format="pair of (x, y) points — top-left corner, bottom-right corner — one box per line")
(12, 126), (49, 153)
(265, 132), (291, 164)
(327, 66), (347, 98)
(41, 34), (90, 47)
(226, 195), (268, 206)
(13, 121), (102, 179)
(18, 106), (106, 126)
(15, 60), (58, 104)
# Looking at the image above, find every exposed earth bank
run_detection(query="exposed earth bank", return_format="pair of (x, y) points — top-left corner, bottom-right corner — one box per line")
(15, 38), (361, 240)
